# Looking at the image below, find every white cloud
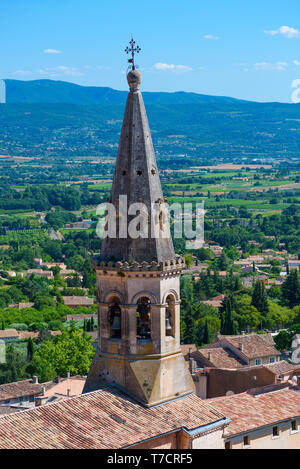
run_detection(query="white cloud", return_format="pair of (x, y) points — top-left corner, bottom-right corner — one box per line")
(153, 63), (193, 72)
(13, 70), (32, 75)
(264, 26), (300, 38)
(293, 60), (300, 66)
(37, 66), (84, 77)
(253, 61), (288, 71)
(43, 49), (61, 54)
(203, 34), (219, 40)
(292, 79), (300, 88)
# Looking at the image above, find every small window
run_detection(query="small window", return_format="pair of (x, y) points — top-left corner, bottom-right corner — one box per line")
(137, 170), (142, 176)
(291, 420), (298, 432)
(273, 426), (279, 437)
(255, 359), (262, 366)
(225, 441), (232, 450)
(243, 435), (250, 446)
(269, 357), (275, 363)
(151, 169), (156, 175)
(122, 170), (127, 176)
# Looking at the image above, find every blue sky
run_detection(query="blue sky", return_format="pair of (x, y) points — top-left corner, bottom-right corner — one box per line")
(1, 0), (300, 102)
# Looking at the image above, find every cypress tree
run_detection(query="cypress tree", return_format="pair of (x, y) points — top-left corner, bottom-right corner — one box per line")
(251, 279), (269, 314)
(202, 320), (211, 345)
(282, 270), (300, 308)
(27, 337), (34, 361)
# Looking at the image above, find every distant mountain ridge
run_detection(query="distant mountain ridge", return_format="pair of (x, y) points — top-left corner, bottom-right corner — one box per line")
(0, 79), (299, 160)
(3, 79), (247, 105)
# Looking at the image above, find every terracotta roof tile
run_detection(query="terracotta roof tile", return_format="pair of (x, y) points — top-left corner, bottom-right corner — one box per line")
(192, 348), (244, 369)
(221, 334), (280, 359)
(0, 387), (226, 449)
(264, 360), (295, 376)
(0, 329), (19, 339)
(0, 379), (43, 402)
(180, 344), (197, 360)
(208, 387), (300, 437)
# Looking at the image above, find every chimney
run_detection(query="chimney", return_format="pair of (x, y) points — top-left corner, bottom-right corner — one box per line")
(42, 385), (45, 395)
(67, 371), (70, 379)
(208, 352), (212, 361)
(189, 358), (197, 374)
(67, 388), (71, 397)
(32, 375), (38, 384)
(239, 342), (244, 352)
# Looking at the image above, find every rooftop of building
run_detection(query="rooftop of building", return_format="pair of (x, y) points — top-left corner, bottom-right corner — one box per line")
(192, 347), (245, 369)
(219, 333), (280, 359)
(0, 379), (43, 402)
(0, 329), (19, 339)
(208, 386), (300, 437)
(0, 386), (227, 449)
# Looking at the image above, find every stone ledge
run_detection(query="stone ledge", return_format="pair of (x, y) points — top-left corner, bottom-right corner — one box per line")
(91, 256), (185, 272)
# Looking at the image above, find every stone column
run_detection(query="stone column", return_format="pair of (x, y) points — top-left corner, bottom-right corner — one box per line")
(99, 304), (110, 352)
(127, 306), (137, 355)
(151, 304), (165, 354)
(174, 301), (181, 350)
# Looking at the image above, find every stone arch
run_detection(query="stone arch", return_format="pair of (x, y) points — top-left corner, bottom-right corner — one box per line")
(162, 289), (179, 304)
(165, 293), (176, 337)
(131, 290), (158, 305)
(104, 290), (124, 304)
(104, 291), (124, 340)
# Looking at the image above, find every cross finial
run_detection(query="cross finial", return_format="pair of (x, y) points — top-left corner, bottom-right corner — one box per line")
(125, 37), (141, 70)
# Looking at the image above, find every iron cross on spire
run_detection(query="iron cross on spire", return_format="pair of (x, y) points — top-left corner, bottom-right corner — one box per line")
(125, 38), (141, 70)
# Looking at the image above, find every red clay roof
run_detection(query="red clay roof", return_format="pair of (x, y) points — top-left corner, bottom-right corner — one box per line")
(221, 334), (280, 359)
(264, 360), (294, 376)
(180, 344), (197, 360)
(208, 387), (300, 437)
(192, 348), (244, 369)
(0, 329), (19, 339)
(0, 386), (226, 449)
(0, 379), (43, 402)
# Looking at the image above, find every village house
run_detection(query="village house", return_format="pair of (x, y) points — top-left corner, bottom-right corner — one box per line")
(192, 360), (295, 399)
(0, 329), (19, 341)
(0, 377), (44, 411)
(208, 386), (300, 449)
(62, 296), (94, 309)
(40, 261), (67, 270)
(0, 375), (86, 415)
(35, 374), (86, 406)
(201, 294), (225, 309)
(192, 333), (280, 370)
(26, 269), (53, 279)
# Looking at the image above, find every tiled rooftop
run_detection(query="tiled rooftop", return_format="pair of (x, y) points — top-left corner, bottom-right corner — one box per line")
(208, 387), (300, 437)
(180, 344), (197, 360)
(192, 348), (244, 369)
(264, 360), (294, 376)
(0, 386), (226, 449)
(0, 329), (19, 339)
(0, 379), (43, 402)
(221, 333), (280, 359)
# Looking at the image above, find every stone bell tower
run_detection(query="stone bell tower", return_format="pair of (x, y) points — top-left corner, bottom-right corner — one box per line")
(83, 40), (194, 406)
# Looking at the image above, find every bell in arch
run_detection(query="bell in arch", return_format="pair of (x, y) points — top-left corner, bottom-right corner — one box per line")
(111, 313), (121, 331)
(165, 309), (172, 332)
(109, 302), (121, 335)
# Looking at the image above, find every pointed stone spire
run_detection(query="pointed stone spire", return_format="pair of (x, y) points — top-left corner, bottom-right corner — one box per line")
(100, 69), (175, 263)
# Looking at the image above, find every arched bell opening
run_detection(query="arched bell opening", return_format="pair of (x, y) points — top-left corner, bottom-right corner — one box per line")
(108, 297), (122, 339)
(136, 296), (151, 341)
(165, 294), (176, 337)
